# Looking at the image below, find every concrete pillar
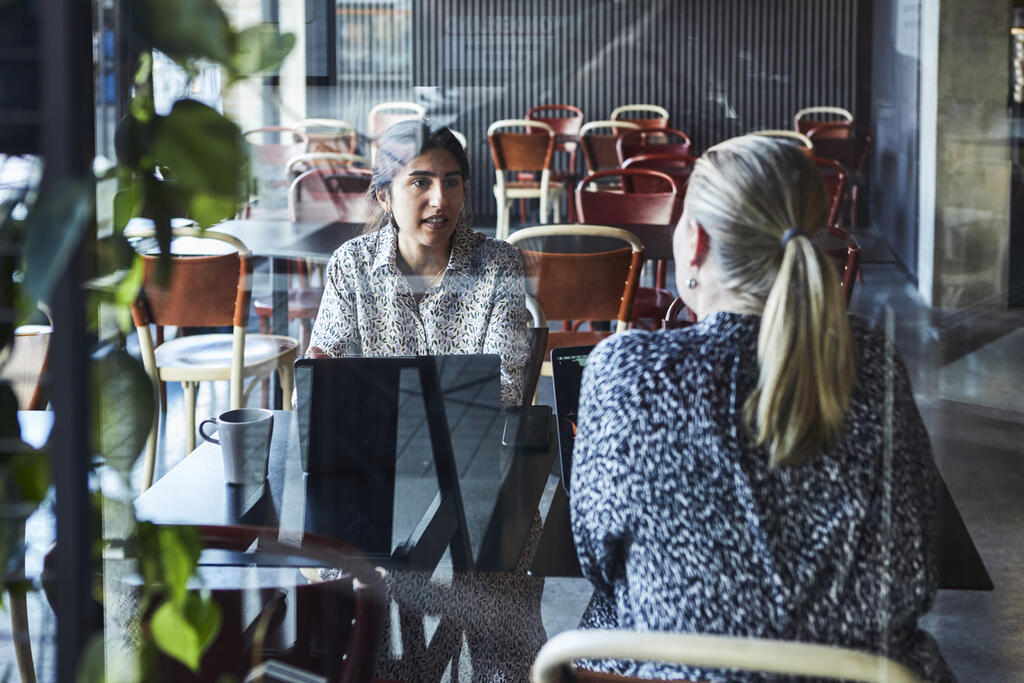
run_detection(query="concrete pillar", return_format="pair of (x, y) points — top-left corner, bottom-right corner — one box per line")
(918, 0), (1012, 308)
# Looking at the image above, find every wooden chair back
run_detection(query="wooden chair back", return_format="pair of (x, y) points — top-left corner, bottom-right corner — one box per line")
(526, 104), (584, 150)
(575, 169), (680, 230)
(806, 122), (873, 174)
(610, 104), (670, 130)
(661, 297), (697, 330)
(616, 127), (693, 164)
(288, 167), (374, 223)
(508, 225), (643, 330)
(579, 120), (640, 174)
(244, 126), (309, 214)
(367, 100), (426, 139)
(487, 119), (555, 172)
(1, 323), (52, 410)
(286, 152), (371, 178)
(793, 105), (854, 134)
(129, 232), (251, 330)
(294, 118), (358, 154)
(749, 129), (814, 156)
(532, 630), (924, 683)
(621, 153), (696, 195)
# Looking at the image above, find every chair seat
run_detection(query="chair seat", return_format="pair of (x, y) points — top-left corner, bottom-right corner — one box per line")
(630, 286), (675, 320)
(253, 287), (324, 320)
(154, 333), (297, 382)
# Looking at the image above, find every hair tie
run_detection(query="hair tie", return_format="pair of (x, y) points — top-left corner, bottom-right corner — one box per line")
(780, 227), (802, 248)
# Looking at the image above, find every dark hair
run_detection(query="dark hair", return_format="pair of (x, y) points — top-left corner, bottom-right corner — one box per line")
(365, 120), (471, 233)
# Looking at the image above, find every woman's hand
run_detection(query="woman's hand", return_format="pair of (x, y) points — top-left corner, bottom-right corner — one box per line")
(306, 345), (328, 359)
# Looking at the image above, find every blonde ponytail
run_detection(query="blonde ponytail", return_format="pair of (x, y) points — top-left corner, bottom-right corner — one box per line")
(745, 234), (856, 466)
(682, 134), (858, 467)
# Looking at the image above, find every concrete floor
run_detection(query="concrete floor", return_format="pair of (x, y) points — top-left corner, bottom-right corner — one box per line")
(2, 226), (1023, 681)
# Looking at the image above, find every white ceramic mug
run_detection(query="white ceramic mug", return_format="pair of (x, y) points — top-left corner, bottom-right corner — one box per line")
(199, 408), (274, 485)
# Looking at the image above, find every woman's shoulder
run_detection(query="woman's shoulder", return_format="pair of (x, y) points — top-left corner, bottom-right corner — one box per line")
(328, 230), (382, 266)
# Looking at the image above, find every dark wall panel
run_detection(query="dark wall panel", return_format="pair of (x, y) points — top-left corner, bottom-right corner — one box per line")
(407, 0), (860, 222)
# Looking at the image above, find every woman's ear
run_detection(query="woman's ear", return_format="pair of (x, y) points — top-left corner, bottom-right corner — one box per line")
(375, 188), (390, 212)
(690, 221), (711, 267)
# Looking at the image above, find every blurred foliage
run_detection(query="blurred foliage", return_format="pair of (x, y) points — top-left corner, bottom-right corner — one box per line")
(0, 0), (294, 676)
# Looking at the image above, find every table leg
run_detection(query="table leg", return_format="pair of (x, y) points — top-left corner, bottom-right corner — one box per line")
(270, 256), (289, 409)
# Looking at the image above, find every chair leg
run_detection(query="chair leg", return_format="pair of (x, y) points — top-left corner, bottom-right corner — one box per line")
(9, 588), (36, 683)
(141, 405), (159, 491)
(278, 359), (295, 411)
(182, 380), (198, 454)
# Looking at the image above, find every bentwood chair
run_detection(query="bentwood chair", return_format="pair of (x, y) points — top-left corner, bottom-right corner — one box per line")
(285, 152), (371, 179)
(827, 224), (862, 305)
(807, 122), (873, 227)
(1, 322), (51, 683)
(127, 227), (297, 490)
(252, 168), (373, 356)
(154, 524), (386, 683)
(610, 104), (670, 130)
(367, 101), (426, 160)
(488, 119), (568, 240)
(579, 120), (640, 175)
(526, 104), (585, 175)
(622, 152), (697, 194)
(575, 169), (680, 328)
(508, 225), (643, 373)
(243, 126), (310, 218)
(814, 156), (848, 228)
(616, 127), (693, 164)
(531, 630), (924, 683)
(794, 105), (855, 134)
(294, 118), (358, 155)
(750, 129), (814, 155)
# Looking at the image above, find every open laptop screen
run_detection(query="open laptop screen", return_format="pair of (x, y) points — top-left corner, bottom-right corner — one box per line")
(550, 345), (596, 493)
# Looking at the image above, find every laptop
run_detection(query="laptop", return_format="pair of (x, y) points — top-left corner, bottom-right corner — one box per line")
(294, 354), (502, 476)
(550, 345), (596, 493)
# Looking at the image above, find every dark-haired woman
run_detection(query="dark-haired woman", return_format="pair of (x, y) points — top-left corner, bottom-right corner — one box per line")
(309, 120), (529, 406)
(571, 135), (954, 681)
(307, 121), (544, 680)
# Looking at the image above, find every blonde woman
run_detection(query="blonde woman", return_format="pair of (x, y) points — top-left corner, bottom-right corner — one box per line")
(570, 135), (954, 682)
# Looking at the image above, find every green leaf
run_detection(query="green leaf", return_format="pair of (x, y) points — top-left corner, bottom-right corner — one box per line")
(113, 185), (141, 233)
(90, 346), (155, 475)
(151, 601), (202, 672)
(136, 0), (233, 67)
(228, 25), (296, 81)
(153, 100), (247, 200)
(188, 192), (238, 229)
(157, 525), (201, 608)
(184, 591), (222, 655)
(21, 179), (94, 306)
(11, 450), (50, 504)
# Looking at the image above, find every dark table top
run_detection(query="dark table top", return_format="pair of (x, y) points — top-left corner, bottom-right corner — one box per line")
(135, 408), (560, 574)
(212, 219), (364, 262)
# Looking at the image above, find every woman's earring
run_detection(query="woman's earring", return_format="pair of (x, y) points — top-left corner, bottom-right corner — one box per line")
(687, 277), (698, 289)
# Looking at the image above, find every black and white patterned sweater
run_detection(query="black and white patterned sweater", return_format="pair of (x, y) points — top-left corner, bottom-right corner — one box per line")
(571, 311), (955, 682)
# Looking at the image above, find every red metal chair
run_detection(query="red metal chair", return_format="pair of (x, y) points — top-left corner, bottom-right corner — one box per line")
(616, 127), (693, 164)
(806, 122), (873, 228)
(294, 118), (358, 155)
(610, 103), (670, 130)
(526, 104), (584, 175)
(793, 105), (854, 135)
(367, 101), (426, 161)
(575, 168), (680, 329)
(622, 152), (697, 195)
(750, 129), (814, 157)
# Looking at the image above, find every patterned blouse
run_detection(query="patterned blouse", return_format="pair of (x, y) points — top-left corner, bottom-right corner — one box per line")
(309, 221), (530, 405)
(571, 312), (955, 682)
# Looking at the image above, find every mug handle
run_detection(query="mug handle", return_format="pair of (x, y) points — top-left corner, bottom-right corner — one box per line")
(198, 418), (219, 445)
